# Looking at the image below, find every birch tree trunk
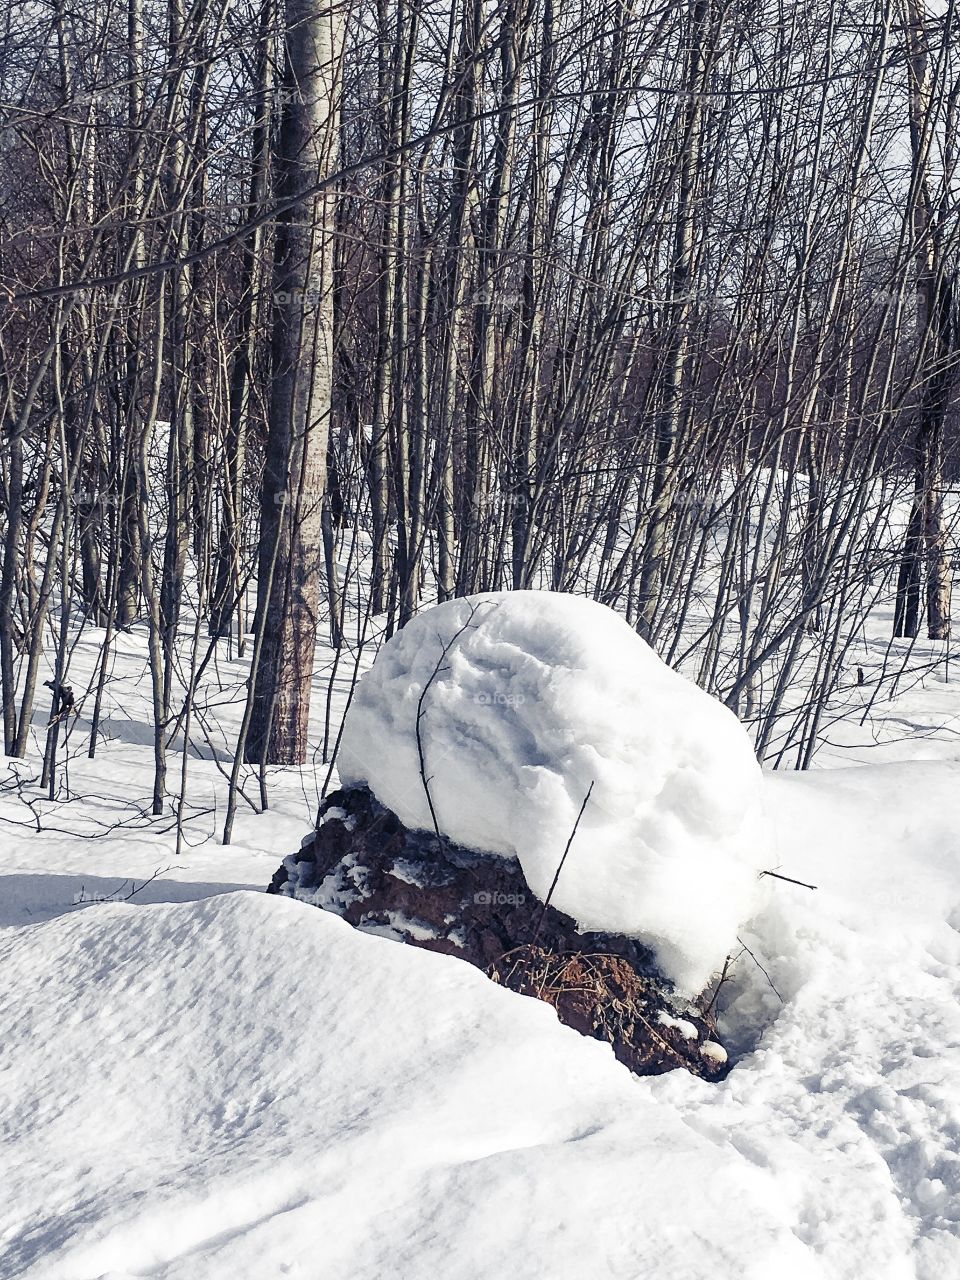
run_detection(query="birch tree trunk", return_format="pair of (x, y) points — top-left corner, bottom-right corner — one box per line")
(245, 0), (343, 766)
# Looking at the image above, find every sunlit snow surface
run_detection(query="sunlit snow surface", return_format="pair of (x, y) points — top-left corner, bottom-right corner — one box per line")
(0, 594), (959, 1279)
(339, 591), (765, 993)
(0, 762), (958, 1279)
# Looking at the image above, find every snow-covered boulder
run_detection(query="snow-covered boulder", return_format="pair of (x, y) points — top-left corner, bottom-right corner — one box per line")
(339, 591), (765, 994)
(270, 785), (731, 1079)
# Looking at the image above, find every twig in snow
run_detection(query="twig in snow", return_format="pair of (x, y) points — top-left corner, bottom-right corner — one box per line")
(70, 865), (171, 908)
(531, 779), (595, 948)
(736, 935), (783, 1003)
(415, 601), (499, 852)
(703, 948), (742, 1020)
(760, 868), (818, 890)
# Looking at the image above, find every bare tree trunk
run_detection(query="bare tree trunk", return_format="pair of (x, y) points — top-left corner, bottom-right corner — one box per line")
(159, 0), (198, 716)
(245, 0), (342, 766)
(116, 0), (147, 629)
(637, 0), (713, 639)
(458, 0), (531, 595)
(211, 0), (276, 645)
(894, 0), (953, 640)
(0, 421), (23, 754)
(434, 2), (481, 601)
(511, 0), (555, 589)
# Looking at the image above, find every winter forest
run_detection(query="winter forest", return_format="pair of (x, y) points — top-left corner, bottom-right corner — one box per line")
(2, 0), (960, 1277)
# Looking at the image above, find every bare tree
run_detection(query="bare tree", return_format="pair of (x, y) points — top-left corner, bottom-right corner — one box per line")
(245, 0), (344, 766)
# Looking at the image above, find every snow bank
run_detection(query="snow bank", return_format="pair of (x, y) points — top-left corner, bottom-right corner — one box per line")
(338, 591), (765, 992)
(3, 764), (960, 1279)
(0, 893), (814, 1280)
(683, 760), (960, 1280)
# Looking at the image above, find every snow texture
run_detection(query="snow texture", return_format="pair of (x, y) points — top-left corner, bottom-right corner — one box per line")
(0, 893), (816, 1280)
(4, 757), (960, 1280)
(3, 568), (960, 1279)
(2, 623), (960, 1278)
(339, 590), (765, 992)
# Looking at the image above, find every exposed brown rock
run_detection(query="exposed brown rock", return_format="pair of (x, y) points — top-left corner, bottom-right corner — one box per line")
(269, 785), (729, 1080)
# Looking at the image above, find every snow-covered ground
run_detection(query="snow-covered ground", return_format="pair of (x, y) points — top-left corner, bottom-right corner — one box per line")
(2, 594), (960, 1279)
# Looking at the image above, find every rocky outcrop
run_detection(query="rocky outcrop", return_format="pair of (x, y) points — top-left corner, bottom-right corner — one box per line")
(269, 786), (729, 1080)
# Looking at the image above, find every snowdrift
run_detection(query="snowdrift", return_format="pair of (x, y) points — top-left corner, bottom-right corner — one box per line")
(0, 893), (812, 1280)
(2, 762), (960, 1278)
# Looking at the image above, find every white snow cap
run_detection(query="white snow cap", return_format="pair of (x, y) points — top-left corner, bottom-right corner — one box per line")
(339, 590), (765, 993)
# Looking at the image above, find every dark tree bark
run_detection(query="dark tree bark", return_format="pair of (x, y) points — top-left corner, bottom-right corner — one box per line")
(894, 0), (953, 641)
(246, 0), (343, 766)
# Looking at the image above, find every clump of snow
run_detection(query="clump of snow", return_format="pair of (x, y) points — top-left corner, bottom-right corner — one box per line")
(322, 806), (356, 832)
(338, 590), (765, 993)
(657, 1011), (699, 1040)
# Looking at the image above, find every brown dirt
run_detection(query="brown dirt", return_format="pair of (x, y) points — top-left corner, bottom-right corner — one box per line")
(268, 785), (730, 1081)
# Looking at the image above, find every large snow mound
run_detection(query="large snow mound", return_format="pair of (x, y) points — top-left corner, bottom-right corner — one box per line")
(338, 590), (765, 992)
(0, 893), (815, 1280)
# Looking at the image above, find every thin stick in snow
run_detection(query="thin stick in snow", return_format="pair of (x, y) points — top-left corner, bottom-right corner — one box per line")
(760, 869), (818, 890)
(736, 936), (783, 1004)
(532, 779), (595, 947)
(415, 601), (498, 850)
